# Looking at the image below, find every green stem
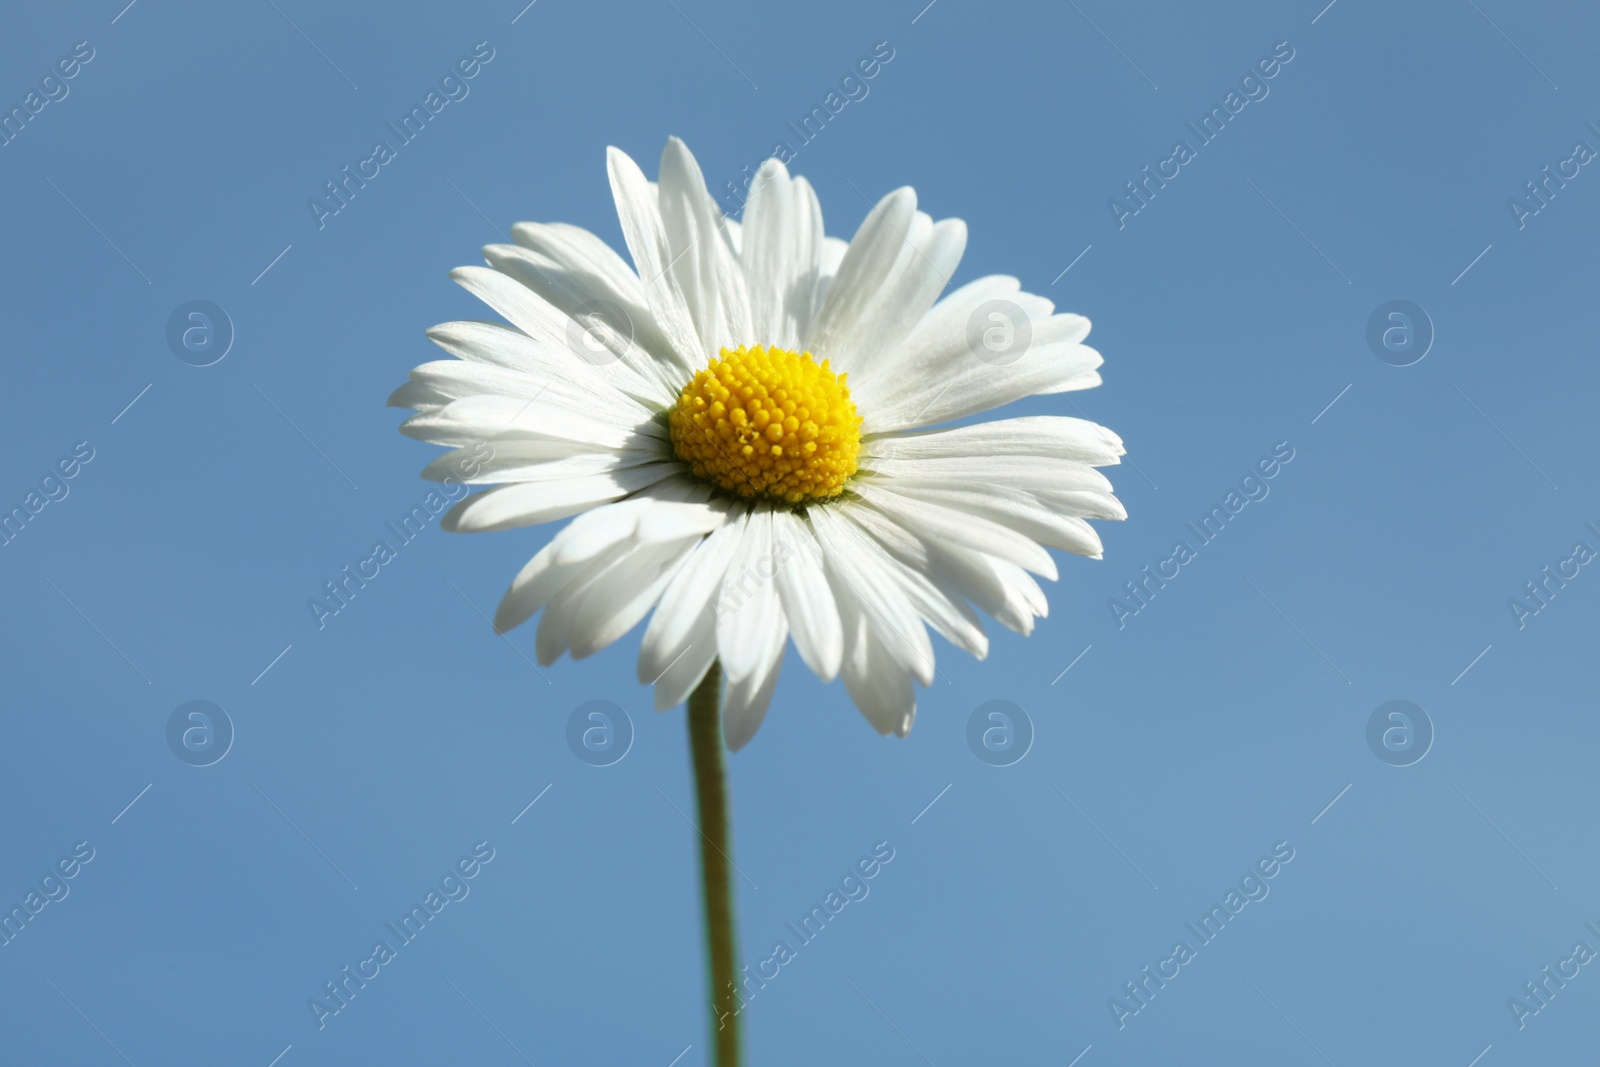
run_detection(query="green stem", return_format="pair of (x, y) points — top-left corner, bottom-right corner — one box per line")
(687, 660), (741, 1067)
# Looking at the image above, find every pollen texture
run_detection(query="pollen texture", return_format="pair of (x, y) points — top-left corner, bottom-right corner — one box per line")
(670, 345), (862, 505)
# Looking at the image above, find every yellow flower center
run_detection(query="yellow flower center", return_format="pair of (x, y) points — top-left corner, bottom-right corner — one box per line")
(669, 345), (862, 506)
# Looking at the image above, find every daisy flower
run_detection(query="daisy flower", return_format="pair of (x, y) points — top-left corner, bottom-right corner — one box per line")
(392, 137), (1124, 750)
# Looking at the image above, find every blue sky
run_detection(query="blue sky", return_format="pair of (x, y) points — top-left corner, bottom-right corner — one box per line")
(2, 0), (1598, 1063)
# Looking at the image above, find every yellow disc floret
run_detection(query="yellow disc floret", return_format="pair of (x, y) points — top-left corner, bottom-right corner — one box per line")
(670, 345), (863, 506)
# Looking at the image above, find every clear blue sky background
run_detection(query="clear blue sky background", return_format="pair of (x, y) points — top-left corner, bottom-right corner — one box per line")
(3, 0), (1597, 1063)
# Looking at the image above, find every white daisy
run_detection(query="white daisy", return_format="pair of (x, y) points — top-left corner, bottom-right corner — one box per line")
(392, 137), (1125, 749)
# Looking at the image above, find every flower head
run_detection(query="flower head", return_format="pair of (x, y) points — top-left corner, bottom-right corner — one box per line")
(392, 137), (1124, 748)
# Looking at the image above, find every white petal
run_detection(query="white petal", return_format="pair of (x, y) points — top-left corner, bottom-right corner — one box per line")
(741, 159), (824, 351)
(422, 437), (662, 484)
(827, 571), (916, 737)
(803, 187), (917, 359)
(509, 220), (647, 307)
(607, 145), (704, 371)
(866, 454), (1114, 494)
(440, 463), (678, 533)
(1033, 489), (1128, 522)
(770, 510), (842, 681)
(808, 506), (934, 686)
(950, 553), (1047, 635)
(869, 453), (1126, 526)
(852, 483), (1057, 579)
(446, 268), (669, 407)
(877, 480), (1105, 558)
(850, 272), (1102, 430)
(420, 319), (594, 377)
(387, 379), (454, 414)
(650, 604), (718, 710)
(495, 490), (720, 634)
(638, 512), (748, 683)
(432, 450), (645, 491)
(934, 547), (1049, 636)
(401, 393), (658, 451)
(657, 137), (752, 359)
(865, 336), (1101, 434)
(401, 358), (647, 416)
(839, 502), (1045, 636)
(827, 214), (967, 379)
(864, 416), (1124, 466)
(723, 625), (785, 751)
(480, 242), (682, 402)
(836, 504), (987, 660)
(536, 538), (693, 664)
(811, 236), (849, 319)
(854, 273), (1025, 403)
(924, 548), (1049, 637)
(401, 320), (652, 415)
(494, 543), (593, 635)
(550, 487), (720, 569)
(714, 506), (786, 683)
